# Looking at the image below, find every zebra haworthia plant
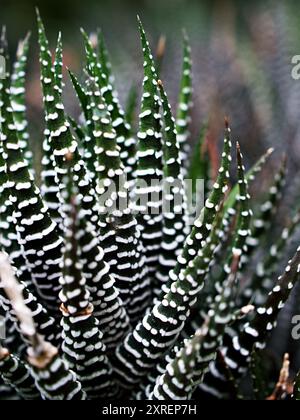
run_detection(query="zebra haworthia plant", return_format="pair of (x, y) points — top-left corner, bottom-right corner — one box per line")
(0, 12), (300, 401)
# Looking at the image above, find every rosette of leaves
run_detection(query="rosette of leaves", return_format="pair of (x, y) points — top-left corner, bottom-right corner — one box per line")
(0, 12), (299, 401)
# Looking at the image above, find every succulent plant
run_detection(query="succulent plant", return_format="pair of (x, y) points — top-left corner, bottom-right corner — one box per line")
(0, 11), (300, 401)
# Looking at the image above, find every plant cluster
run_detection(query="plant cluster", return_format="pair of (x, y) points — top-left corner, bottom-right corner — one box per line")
(0, 11), (299, 400)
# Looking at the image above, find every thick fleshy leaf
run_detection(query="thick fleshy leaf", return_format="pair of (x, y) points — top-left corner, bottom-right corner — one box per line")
(176, 30), (193, 168)
(59, 154), (115, 399)
(11, 32), (33, 171)
(1, 30), (62, 314)
(153, 79), (187, 295)
(112, 185), (232, 389)
(200, 245), (300, 399)
(133, 17), (163, 276)
(0, 348), (40, 400)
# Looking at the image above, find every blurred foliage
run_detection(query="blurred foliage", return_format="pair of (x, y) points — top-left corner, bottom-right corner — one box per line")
(1, 0), (300, 179)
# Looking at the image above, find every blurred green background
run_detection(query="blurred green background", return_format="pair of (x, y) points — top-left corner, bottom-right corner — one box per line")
(1, 0), (300, 163)
(1, 0), (300, 162)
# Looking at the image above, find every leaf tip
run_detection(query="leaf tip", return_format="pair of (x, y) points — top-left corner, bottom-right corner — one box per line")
(35, 6), (41, 19)
(65, 151), (74, 163)
(224, 116), (230, 129)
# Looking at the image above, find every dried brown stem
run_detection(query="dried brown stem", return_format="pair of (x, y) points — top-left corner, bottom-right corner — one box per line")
(267, 353), (291, 400)
(0, 252), (49, 359)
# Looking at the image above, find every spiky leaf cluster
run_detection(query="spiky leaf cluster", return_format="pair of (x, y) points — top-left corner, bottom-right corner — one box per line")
(0, 13), (299, 401)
